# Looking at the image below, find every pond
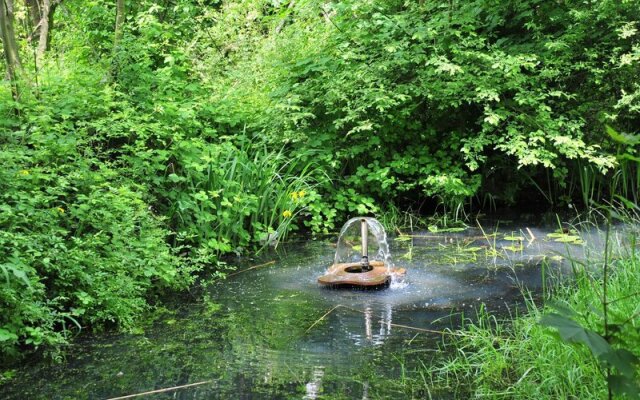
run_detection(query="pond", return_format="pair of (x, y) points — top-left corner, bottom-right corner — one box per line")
(0, 218), (620, 399)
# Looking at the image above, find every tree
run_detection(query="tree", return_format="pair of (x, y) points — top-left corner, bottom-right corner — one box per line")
(25, 0), (60, 63)
(0, 0), (21, 77)
(0, 0), (21, 100)
(114, 0), (124, 50)
(36, 0), (57, 61)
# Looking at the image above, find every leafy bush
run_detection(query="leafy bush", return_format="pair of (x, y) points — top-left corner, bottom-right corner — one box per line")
(419, 251), (640, 398)
(0, 107), (192, 361)
(202, 0), (639, 208)
(2, 0), (640, 363)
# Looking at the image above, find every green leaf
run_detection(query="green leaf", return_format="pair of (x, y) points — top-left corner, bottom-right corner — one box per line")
(0, 328), (18, 342)
(5, 257), (32, 287)
(9, 267), (30, 287)
(540, 313), (611, 358)
(619, 153), (640, 163)
(0, 265), (9, 285)
(503, 235), (524, 241)
(546, 231), (583, 244)
(461, 246), (483, 253)
(606, 125), (640, 145)
(600, 348), (638, 378)
(546, 300), (578, 318)
(614, 195), (640, 211)
(608, 374), (640, 398)
(168, 173), (185, 183)
(503, 244), (523, 252)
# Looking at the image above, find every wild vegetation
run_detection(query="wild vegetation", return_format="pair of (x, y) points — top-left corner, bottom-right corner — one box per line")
(1, 0), (639, 395)
(384, 221), (638, 399)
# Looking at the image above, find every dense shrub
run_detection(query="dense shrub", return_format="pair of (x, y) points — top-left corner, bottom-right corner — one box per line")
(165, 139), (323, 254)
(0, 75), (194, 359)
(202, 0), (639, 208)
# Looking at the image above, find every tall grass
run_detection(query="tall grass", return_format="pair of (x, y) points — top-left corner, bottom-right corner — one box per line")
(377, 203), (429, 234)
(577, 160), (603, 207)
(166, 139), (324, 254)
(615, 160), (640, 205)
(397, 226), (640, 398)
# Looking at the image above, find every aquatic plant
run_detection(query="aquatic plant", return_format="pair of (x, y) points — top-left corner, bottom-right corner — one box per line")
(165, 139), (325, 254)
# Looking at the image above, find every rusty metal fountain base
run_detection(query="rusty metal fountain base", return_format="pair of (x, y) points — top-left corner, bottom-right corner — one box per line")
(318, 260), (406, 288)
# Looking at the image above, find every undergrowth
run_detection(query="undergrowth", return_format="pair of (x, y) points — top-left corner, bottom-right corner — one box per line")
(399, 232), (640, 398)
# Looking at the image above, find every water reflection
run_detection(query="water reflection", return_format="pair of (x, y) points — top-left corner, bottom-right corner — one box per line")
(303, 367), (324, 399)
(354, 305), (394, 345)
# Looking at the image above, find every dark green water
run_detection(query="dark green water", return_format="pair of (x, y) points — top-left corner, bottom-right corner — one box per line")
(1, 223), (609, 399)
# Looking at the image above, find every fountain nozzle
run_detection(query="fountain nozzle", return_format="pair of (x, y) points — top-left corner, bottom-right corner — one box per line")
(360, 219), (372, 271)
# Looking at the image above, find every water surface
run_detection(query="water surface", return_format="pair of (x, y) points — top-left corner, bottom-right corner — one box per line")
(1, 221), (627, 399)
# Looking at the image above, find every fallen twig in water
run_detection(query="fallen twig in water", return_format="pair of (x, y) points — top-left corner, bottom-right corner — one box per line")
(305, 305), (343, 333)
(106, 380), (213, 399)
(398, 234), (447, 239)
(385, 322), (459, 336)
(399, 234), (494, 241)
(526, 227), (536, 243)
(226, 261), (276, 277)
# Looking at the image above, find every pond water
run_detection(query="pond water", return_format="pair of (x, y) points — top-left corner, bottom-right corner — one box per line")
(0, 219), (627, 399)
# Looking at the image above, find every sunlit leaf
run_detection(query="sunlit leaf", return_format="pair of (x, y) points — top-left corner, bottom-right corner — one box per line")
(0, 329), (18, 343)
(606, 125), (640, 145)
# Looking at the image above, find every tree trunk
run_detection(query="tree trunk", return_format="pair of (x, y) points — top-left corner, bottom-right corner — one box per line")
(0, 0), (22, 87)
(36, 0), (56, 61)
(25, 0), (40, 35)
(114, 0), (124, 50)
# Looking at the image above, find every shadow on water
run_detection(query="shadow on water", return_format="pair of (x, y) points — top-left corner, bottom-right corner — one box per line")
(1, 220), (634, 399)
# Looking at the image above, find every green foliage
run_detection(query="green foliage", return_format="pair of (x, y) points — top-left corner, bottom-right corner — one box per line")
(539, 248), (640, 398)
(416, 249), (640, 398)
(607, 125), (640, 205)
(200, 0), (639, 208)
(165, 139), (322, 253)
(2, 0), (640, 363)
(541, 165), (640, 398)
(541, 311), (639, 398)
(0, 64), (195, 361)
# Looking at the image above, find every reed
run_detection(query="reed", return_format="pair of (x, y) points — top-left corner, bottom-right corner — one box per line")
(377, 203), (429, 234)
(167, 139), (324, 254)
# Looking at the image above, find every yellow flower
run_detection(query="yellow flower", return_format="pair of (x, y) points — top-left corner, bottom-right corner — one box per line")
(282, 210), (293, 218)
(57, 207), (65, 214)
(290, 191), (306, 201)
(18, 170), (30, 176)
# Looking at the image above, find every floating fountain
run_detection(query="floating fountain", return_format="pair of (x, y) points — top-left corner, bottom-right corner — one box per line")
(318, 217), (406, 288)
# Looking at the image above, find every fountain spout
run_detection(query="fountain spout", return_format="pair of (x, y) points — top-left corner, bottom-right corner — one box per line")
(360, 219), (371, 270)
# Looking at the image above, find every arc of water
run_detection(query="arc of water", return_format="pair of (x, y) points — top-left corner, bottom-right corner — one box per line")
(333, 217), (393, 272)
